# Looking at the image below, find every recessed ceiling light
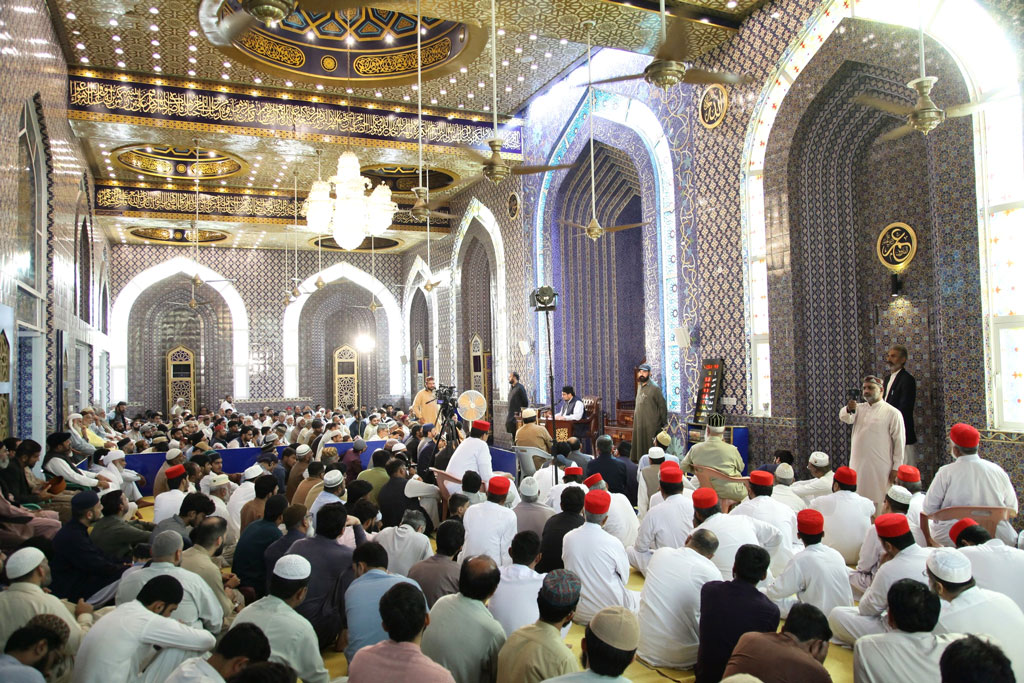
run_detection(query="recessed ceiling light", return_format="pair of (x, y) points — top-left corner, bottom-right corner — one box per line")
(529, 34), (537, 40)
(188, 70), (196, 76)
(188, 44), (196, 51)
(254, 77), (261, 84)
(502, 59), (509, 66)
(385, 34), (393, 44)
(117, 61), (125, 68)
(153, 65), (162, 72)
(137, 175), (144, 179)
(316, 84), (323, 90)
(467, 92), (474, 98)
(151, 39), (160, 46)
(285, 80), (293, 86)
(112, 35), (120, 41)
(497, 28), (505, 36)
(530, 64), (537, 70)
(189, 30), (198, 37)
(514, 46), (522, 54)
(402, 94), (410, 100)
(505, 85), (512, 92)
(223, 61), (231, 68)
(152, 53), (160, 59)
(375, 91), (382, 97)
(478, 81), (485, 88)
(188, 56), (196, 63)
(516, 75), (524, 81)
(484, 105), (490, 110)
(115, 47), (123, 54)
(459, 67), (467, 73)
(79, 56), (89, 63)
(726, 0), (738, 6)
(75, 42), (85, 50)
(66, 11), (76, 20)
(306, 30), (314, 39)
(545, 52), (552, 58)
(430, 98), (437, 104)
(457, 103), (464, 108)
(149, 24), (159, 31)
(109, 19), (118, 26)
(559, 38), (568, 45)
(439, 88), (447, 95)
(221, 73), (229, 79)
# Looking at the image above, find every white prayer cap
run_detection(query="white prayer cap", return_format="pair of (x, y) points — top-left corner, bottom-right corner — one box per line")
(168, 440), (181, 450)
(273, 554), (311, 580)
(68, 413), (83, 424)
(647, 447), (666, 462)
(928, 547), (972, 583)
(808, 451), (829, 467)
(101, 450), (126, 467)
(886, 485), (913, 506)
(775, 463), (794, 480)
(208, 473), (230, 488)
(165, 448), (183, 461)
(520, 476), (540, 497)
(243, 464), (264, 480)
(323, 470), (343, 487)
(296, 444), (312, 457)
(392, 443), (407, 453)
(521, 408), (537, 419)
(5, 547), (45, 579)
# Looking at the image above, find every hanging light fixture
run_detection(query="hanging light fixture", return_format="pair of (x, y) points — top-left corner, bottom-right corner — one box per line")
(306, 149), (332, 233)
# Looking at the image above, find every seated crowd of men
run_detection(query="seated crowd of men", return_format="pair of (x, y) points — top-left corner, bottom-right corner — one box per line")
(0, 397), (1021, 683)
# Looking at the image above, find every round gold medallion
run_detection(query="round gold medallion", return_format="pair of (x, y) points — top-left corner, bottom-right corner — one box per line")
(320, 55), (338, 72)
(699, 84), (728, 129)
(876, 222), (918, 273)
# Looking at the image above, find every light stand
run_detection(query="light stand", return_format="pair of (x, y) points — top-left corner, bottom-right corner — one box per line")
(530, 286), (559, 487)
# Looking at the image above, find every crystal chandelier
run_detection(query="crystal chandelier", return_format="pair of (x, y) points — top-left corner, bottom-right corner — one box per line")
(305, 151), (397, 251)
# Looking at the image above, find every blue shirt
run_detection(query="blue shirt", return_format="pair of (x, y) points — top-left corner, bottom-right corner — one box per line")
(232, 519), (282, 594)
(343, 569), (420, 661)
(0, 654), (45, 683)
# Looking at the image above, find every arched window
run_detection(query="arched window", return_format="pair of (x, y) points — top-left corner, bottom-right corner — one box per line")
(741, 0), (1022, 427)
(78, 217), (91, 324)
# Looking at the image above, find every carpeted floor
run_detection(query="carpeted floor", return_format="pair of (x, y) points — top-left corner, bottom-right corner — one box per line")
(139, 499), (854, 682)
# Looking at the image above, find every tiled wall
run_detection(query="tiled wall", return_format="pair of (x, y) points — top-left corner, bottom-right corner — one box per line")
(110, 245), (402, 404)
(0, 0), (111, 437)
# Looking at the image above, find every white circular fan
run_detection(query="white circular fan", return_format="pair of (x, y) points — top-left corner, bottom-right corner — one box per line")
(457, 390), (488, 422)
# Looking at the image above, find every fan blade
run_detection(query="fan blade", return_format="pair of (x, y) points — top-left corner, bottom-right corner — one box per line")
(427, 210), (459, 220)
(512, 163), (577, 176)
(681, 68), (750, 86)
(590, 73), (646, 86)
(423, 195), (450, 211)
(878, 124), (916, 142)
(558, 220), (589, 230)
(458, 144), (491, 165)
(458, 173), (487, 189)
(219, 10), (260, 43)
(853, 94), (914, 116)
(655, 15), (692, 63)
(302, 0), (404, 9)
(602, 222), (648, 233)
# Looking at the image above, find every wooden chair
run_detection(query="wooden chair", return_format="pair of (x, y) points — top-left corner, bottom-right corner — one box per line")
(920, 506), (1016, 547)
(430, 468), (462, 520)
(691, 465), (750, 513)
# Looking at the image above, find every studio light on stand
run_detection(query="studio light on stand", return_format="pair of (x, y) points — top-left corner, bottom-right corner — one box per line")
(530, 286), (559, 487)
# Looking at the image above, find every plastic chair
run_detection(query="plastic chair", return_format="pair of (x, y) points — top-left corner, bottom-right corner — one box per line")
(430, 468), (462, 520)
(513, 446), (553, 482)
(920, 506), (1016, 547)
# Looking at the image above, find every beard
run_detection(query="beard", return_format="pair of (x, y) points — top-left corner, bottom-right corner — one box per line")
(638, 375), (649, 384)
(0, 456), (8, 469)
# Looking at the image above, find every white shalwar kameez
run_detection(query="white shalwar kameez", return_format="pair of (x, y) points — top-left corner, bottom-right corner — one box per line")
(839, 400), (905, 512)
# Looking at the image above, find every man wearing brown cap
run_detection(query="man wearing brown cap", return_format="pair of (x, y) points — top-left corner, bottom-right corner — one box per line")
(545, 606), (640, 682)
(631, 363), (668, 461)
(923, 422), (1018, 546)
(840, 375), (906, 513)
(515, 408), (552, 455)
(496, 568), (582, 683)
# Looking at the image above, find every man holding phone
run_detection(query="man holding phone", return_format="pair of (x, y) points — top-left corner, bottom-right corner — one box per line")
(839, 377), (906, 514)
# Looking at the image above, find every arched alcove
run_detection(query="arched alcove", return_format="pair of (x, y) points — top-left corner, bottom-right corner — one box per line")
(126, 273), (233, 412)
(298, 280), (389, 408)
(409, 287), (432, 396)
(551, 140), (645, 411)
(458, 234), (494, 405)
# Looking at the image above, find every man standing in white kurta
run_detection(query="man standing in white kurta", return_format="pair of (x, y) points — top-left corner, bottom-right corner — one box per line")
(839, 376), (905, 513)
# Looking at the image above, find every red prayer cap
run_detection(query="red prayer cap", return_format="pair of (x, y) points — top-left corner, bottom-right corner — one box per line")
(693, 487), (718, 509)
(564, 466), (583, 476)
(660, 467), (683, 484)
(874, 512), (910, 539)
(949, 518), (979, 545)
(834, 466), (857, 486)
(749, 470), (774, 487)
(896, 465), (920, 483)
(488, 476), (510, 496)
(797, 509), (824, 535)
(659, 462), (679, 474)
(165, 464), (186, 479)
(950, 423), (980, 449)
(584, 489), (611, 515)
(471, 420), (491, 433)
(583, 473), (603, 488)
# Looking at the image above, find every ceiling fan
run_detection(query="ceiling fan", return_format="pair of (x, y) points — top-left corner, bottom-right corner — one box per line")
(853, 3), (1008, 141)
(458, 0), (577, 187)
(187, 141), (236, 288)
(589, 0), (749, 90)
(562, 22), (648, 242)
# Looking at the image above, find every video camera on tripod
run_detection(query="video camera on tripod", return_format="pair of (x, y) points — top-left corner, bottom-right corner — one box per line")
(434, 383), (459, 419)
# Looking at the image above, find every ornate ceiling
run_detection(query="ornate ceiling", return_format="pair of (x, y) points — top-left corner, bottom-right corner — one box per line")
(49, 0), (764, 250)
